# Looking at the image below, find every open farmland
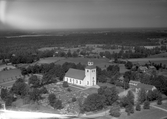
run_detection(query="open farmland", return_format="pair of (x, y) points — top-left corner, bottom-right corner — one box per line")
(127, 58), (167, 65)
(33, 57), (65, 65)
(55, 57), (111, 69)
(149, 52), (167, 58)
(119, 107), (167, 119)
(92, 48), (121, 54)
(0, 69), (22, 82)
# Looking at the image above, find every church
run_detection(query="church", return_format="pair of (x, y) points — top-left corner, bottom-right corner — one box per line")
(64, 61), (96, 87)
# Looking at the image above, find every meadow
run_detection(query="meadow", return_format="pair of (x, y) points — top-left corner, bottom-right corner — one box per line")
(119, 107), (167, 119)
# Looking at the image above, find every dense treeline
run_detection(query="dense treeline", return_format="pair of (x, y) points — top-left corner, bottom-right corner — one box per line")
(1, 31), (167, 60)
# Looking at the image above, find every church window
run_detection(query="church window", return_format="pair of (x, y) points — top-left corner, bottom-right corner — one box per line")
(87, 70), (89, 72)
(93, 77), (94, 79)
(87, 81), (89, 85)
(76, 80), (78, 84)
(80, 81), (81, 84)
(70, 78), (71, 82)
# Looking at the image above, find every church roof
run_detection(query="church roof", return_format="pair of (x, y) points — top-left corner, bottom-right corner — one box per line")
(65, 68), (85, 80)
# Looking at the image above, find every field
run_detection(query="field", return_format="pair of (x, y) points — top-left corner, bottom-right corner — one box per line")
(0, 64), (16, 71)
(0, 69), (22, 82)
(149, 52), (167, 58)
(92, 48), (121, 54)
(55, 57), (111, 69)
(127, 58), (167, 65)
(34, 57), (65, 65)
(119, 107), (167, 119)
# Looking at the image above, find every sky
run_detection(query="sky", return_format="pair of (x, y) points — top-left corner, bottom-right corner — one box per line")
(0, 0), (167, 30)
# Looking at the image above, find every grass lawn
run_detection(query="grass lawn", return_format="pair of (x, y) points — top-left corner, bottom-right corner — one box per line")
(155, 102), (167, 110)
(119, 64), (129, 74)
(82, 87), (98, 95)
(68, 85), (83, 92)
(119, 107), (167, 119)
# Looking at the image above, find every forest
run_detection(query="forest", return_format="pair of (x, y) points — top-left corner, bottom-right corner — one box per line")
(0, 30), (167, 60)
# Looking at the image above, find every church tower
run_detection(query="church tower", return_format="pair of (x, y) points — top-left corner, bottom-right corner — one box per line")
(84, 61), (96, 86)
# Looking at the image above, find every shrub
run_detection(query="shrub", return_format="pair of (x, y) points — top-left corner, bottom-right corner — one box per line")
(125, 103), (134, 115)
(63, 81), (69, 87)
(67, 88), (71, 92)
(109, 103), (121, 117)
(143, 100), (150, 109)
(157, 99), (162, 105)
(72, 97), (77, 102)
(136, 103), (141, 111)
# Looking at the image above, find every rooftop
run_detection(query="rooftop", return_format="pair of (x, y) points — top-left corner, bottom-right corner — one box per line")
(65, 68), (85, 80)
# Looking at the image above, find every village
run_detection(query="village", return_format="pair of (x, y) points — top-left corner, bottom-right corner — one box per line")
(0, 43), (167, 119)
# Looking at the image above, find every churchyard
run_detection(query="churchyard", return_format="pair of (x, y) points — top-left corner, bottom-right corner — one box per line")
(39, 82), (91, 114)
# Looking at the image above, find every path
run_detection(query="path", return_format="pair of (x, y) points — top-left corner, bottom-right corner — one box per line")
(150, 100), (167, 112)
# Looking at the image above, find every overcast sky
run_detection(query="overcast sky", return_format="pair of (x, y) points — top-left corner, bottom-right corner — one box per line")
(0, 0), (167, 30)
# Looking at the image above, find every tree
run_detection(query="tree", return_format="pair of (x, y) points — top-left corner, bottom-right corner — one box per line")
(97, 75), (107, 83)
(1, 88), (8, 101)
(125, 61), (133, 69)
(124, 71), (132, 83)
(48, 93), (57, 107)
(103, 87), (118, 106)
(82, 93), (106, 112)
(29, 88), (42, 102)
(125, 103), (134, 115)
(5, 94), (15, 108)
(120, 96), (130, 108)
(157, 93), (162, 105)
(136, 103), (141, 111)
(147, 90), (154, 101)
(53, 99), (63, 109)
(143, 100), (150, 109)
(10, 79), (29, 97)
(138, 88), (146, 104)
(48, 93), (63, 109)
(123, 82), (129, 90)
(109, 103), (121, 117)
(98, 86), (107, 95)
(63, 81), (69, 88)
(72, 97), (77, 102)
(21, 68), (28, 76)
(126, 90), (134, 105)
(29, 75), (40, 88)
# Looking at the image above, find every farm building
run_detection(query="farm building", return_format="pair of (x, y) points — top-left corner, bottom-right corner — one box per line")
(129, 80), (156, 93)
(64, 61), (96, 87)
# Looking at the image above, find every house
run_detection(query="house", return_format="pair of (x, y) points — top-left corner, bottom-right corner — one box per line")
(64, 61), (96, 87)
(138, 66), (148, 73)
(129, 80), (156, 93)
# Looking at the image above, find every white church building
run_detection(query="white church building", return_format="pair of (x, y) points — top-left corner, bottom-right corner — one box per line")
(64, 61), (96, 87)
